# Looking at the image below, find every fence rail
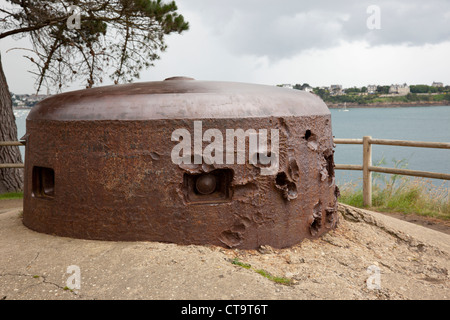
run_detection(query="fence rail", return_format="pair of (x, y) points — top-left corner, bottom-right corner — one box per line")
(1, 137), (449, 206)
(334, 136), (450, 206)
(0, 141), (25, 169)
(0, 141), (25, 147)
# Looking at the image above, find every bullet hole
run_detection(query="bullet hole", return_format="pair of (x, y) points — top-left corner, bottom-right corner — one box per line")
(334, 186), (341, 200)
(276, 172), (288, 186)
(305, 130), (319, 151)
(319, 150), (335, 182)
(325, 207), (336, 228)
(150, 152), (160, 161)
(288, 158), (300, 181)
(304, 130), (312, 140)
(286, 182), (298, 200)
(310, 216), (321, 236)
(219, 230), (243, 248)
(324, 152), (335, 179)
(275, 172), (298, 201)
(310, 202), (322, 236)
(253, 211), (264, 224)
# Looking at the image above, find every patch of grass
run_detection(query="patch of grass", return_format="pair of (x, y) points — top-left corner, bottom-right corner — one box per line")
(338, 157), (450, 220)
(231, 258), (293, 285)
(0, 191), (24, 200)
(339, 186), (364, 207)
(254, 269), (293, 285)
(231, 258), (251, 269)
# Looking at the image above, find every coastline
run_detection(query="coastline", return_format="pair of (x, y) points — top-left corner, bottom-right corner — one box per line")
(327, 101), (450, 109)
(14, 102), (450, 110)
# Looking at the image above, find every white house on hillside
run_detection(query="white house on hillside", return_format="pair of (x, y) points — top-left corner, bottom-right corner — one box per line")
(389, 83), (410, 95)
(367, 85), (377, 94)
(329, 84), (343, 95)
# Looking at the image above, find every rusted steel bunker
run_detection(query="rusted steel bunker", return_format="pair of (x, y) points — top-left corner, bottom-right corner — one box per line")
(22, 77), (339, 249)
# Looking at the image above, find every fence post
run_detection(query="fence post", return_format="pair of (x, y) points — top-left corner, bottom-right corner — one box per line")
(363, 136), (372, 206)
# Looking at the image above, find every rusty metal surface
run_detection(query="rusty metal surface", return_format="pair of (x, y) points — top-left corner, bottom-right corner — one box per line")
(22, 79), (339, 249)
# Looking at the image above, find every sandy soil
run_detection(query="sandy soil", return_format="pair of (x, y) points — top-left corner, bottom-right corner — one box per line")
(375, 210), (450, 235)
(0, 198), (23, 212)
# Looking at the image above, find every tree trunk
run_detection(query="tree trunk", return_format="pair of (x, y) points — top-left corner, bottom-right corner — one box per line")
(0, 53), (23, 193)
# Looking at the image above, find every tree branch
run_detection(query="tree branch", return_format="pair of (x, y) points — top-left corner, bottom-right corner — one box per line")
(0, 8), (13, 16)
(0, 16), (67, 39)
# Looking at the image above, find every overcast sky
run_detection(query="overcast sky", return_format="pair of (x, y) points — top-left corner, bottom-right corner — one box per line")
(1, 0), (450, 94)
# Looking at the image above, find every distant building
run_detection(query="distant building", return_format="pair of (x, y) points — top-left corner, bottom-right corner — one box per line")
(432, 82), (444, 88)
(329, 84), (343, 95)
(11, 93), (48, 108)
(389, 83), (410, 95)
(280, 84), (294, 89)
(367, 85), (377, 94)
(330, 84), (342, 91)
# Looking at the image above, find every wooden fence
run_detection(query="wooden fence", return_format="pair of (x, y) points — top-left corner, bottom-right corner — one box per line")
(334, 136), (450, 206)
(1, 137), (450, 206)
(0, 141), (25, 169)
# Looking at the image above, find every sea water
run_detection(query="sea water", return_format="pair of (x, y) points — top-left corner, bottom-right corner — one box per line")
(331, 106), (450, 189)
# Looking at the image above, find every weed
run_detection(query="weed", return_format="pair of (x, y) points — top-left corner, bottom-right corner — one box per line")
(254, 269), (293, 285)
(231, 258), (251, 269)
(338, 157), (450, 220)
(231, 258), (293, 285)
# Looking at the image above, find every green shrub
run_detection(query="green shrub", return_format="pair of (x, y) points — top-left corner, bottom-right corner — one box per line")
(338, 158), (450, 220)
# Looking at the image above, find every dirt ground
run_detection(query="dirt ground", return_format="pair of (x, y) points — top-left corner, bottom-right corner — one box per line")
(372, 210), (450, 235)
(0, 198), (24, 212)
(0, 200), (449, 300)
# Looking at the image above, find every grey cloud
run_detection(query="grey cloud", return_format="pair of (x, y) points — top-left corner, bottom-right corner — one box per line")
(178, 0), (450, 60)
(341, 1), (450, 46)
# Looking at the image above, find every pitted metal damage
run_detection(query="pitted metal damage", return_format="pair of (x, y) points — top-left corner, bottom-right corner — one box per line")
(173, 115), (340, 248)
(22, 79), (340, 249)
